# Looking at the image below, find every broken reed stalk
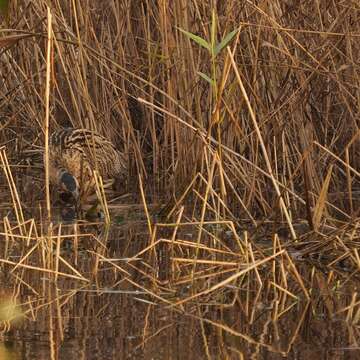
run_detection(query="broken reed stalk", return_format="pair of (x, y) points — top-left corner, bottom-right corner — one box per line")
(172, 250), (286, 307)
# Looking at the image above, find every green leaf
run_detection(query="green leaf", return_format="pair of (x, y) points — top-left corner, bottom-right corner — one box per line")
(214, 28), (239, 57)
(178, 27), (210, 51)
(0, 0), (9, 14)
(197, 71), (215, 86)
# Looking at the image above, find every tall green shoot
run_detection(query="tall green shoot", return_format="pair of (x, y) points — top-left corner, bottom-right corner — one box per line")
(178, 10), (238, 105)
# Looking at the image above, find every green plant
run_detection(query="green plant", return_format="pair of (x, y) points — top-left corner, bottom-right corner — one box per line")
(178, 10), (238, 97)
(0, 0), (9, 15)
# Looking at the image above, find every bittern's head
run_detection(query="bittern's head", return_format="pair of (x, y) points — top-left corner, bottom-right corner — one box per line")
(57, 169), (79, 202)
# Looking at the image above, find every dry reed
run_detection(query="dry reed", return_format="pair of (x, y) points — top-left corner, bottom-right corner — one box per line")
(0, 1), (360, 357)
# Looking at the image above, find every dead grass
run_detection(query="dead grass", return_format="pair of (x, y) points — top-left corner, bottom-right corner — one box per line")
(1, 0), (360, 357)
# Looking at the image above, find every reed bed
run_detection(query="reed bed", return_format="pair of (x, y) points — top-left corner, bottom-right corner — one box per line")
(1, 0), (360, 357)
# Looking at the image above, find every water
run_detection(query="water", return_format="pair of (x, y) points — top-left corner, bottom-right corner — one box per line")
(1, 211), (360, 359)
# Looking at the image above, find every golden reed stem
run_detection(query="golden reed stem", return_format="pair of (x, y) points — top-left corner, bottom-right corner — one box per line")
(44, 7), (53, 221)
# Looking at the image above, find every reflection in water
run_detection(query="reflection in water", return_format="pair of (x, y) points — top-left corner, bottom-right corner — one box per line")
(2, 285), (359, 359)
(60, 207), (77, 223)
(0, 216), (360, 359)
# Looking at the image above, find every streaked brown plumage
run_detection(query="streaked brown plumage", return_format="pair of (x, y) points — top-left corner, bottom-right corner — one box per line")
(48, 128), (126, 203)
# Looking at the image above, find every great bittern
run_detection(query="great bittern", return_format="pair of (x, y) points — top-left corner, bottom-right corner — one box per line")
(48, 128), (126, 206)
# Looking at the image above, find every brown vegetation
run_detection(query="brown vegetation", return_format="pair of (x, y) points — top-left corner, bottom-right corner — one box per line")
(1, 1), (360, 358)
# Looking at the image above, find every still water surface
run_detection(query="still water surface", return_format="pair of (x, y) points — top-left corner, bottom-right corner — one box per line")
(0, 209), (359, 359)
